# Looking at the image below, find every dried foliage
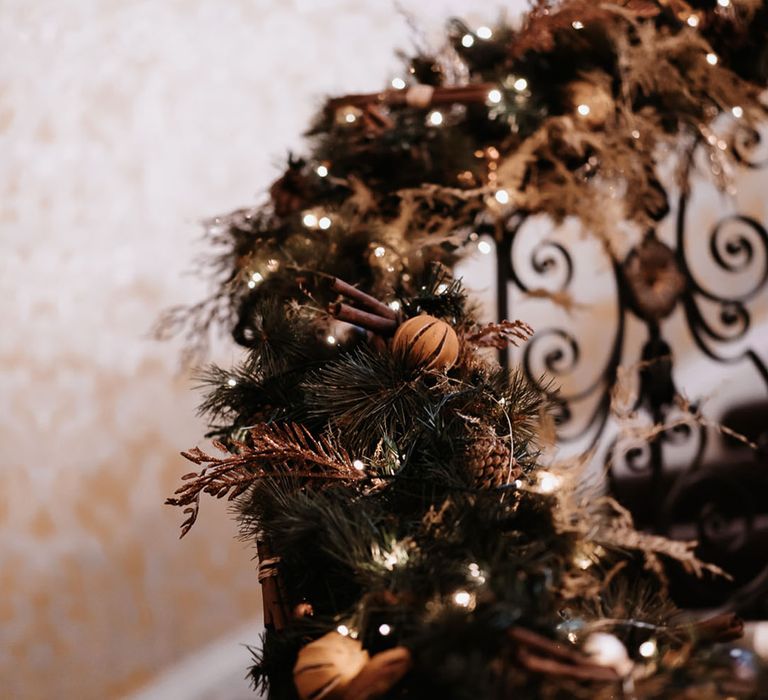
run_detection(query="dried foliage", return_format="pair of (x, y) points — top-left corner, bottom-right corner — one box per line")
(168, 423), (363, 537)
(465, 319), (534, 350)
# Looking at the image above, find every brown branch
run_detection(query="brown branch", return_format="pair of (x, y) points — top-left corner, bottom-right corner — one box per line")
(326, 83), (497, 111)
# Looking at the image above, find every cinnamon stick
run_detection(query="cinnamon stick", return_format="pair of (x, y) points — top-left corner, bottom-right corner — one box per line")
(686, 612), (744, 645)
(256, 537), (290, 632)
(330, 277), (398, 320)
(517, 649), (621, 683)
(329, 302), (398, 334)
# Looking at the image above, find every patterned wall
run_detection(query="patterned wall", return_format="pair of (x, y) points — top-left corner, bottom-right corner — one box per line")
(0, 1), (514, 698)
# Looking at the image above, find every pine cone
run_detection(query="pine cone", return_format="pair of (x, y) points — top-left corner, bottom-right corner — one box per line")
(465, 434), (519, 490)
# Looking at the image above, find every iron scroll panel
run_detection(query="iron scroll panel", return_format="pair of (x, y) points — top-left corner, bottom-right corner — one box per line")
(497, 135), (768, 615)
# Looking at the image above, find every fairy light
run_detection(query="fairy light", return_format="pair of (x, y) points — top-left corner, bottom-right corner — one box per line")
(717, 0), (731, 6)
(344, 111), (357, 123)
(318, 216), (332, 230)
(337, 624), (350, 636)
(247, 280), (257, 289)
(631, 129), (641, 139)
(494, 189), (510, 204)
(513, 77), (528, 91)
(353, 459), (365, 471)
(537, 471), (561, 494)
(427, 110), (444, 126)
(487, 88), (502, 104)
(639, 639), (657, 658)
(686, 14), (699, 27)
(374, 246), (386, 258)
(574, 553), (592, 570)
(706, 52), (718, 65)
(326, 335), (337, 345)
(388, 300), (401, 311)
(453, 590), (473, 607)
(477, 240), (492, 255)
(315, 164), (328, 177)
(437, 283), (449, 294)
(302, 213), (318, 228)
(572, 20), (584, 29)
(577, 104), (591, 116)
(461, 33), (475, 48)
(378, 624), (392, 636)
(391, 77), (406, 90)
(476, 26), (492, 39)
(227, 377), (237, 387)
(732, 105), (744, 118)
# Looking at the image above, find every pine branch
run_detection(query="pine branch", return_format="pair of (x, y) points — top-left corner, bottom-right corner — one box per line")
(465, 320), (534, 350)
(167, 423), (364, 537)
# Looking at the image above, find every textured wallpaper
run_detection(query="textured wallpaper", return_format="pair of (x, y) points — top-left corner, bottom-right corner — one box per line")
(0, 1), (515, 698)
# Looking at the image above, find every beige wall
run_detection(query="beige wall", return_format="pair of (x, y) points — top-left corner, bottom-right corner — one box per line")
(0, 1), (514, 698)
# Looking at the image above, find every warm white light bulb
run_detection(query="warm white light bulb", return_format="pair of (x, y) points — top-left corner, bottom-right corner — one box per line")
(326, 335), (337, 345)
(478, 240), (492, 255)
(318, 216), (332, 230)
(391, 77), (406, 90)
(316, 164), (328, 177)
(538, 471), (561, 494)
(227, 378), (237, 387)
(461, 34), (475, 48)
(378, 624), (392, 636)
(572, 20), (584, 29)
(488, 88), (502, 104)
(706, 52), (718, 65)
(388, 300), (401, 311)
(373, 246), (386, 258)
(717, 0), (731, 6)
(687, 14), (699, 27)
(345, 112), (356, 123)
(577, 104), (591, 116)
(732, 105), (744, 118)
(337, 625), (350, 636)
(353, 459), (365, 471)
(251, 272), (263, 283)
(513, 77), (528, 91)
(638, 640), (657, 658)
(302, 213), (317, 228)
(476, 26), (492, 39)
(494, 189), (510, 204)
(437, 283), (449, 294)
(453, 590), (472, 607)
(428, 110), (444, 126)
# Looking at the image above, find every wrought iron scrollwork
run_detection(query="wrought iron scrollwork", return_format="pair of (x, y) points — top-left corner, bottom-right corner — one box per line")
(499, 135), (768, 615)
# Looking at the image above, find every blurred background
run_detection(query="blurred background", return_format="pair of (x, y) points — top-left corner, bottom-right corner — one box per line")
(1, 1), (766, 699)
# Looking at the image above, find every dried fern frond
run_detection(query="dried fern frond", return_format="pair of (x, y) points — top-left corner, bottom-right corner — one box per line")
(167, 423), (364, 536)
(591, 498), (729, 582)
(465, 320), (534, 350)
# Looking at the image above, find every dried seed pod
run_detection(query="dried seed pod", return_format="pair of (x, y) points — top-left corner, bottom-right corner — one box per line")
(294, 632), (369, 700)
(392, 315), (459, 371)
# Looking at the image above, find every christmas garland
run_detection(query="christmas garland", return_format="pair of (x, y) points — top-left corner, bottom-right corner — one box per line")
(165, 1), (768, 697)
